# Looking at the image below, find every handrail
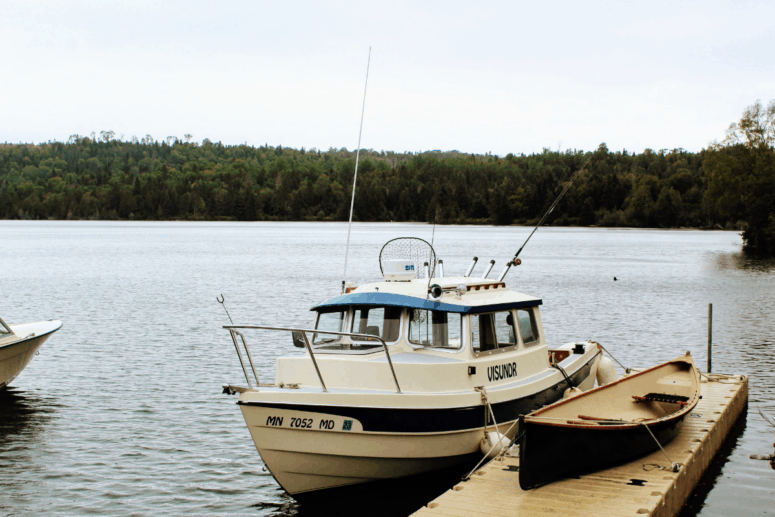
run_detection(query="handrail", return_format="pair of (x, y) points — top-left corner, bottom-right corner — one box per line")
(0, 316), (13, 335)
(223, 325), (402, 394)
(228, 330), (260, 389)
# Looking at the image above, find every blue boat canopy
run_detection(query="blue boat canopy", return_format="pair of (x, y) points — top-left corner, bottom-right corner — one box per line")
(311, 292), (542, 314)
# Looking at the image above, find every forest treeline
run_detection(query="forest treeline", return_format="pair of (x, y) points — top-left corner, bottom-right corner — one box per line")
(0, 137), (718, 229)
(1, 101), (773, 254)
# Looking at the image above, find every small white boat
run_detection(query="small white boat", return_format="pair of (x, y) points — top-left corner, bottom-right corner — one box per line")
(222, 238), (601, 497)
(0, 316), (62, 389)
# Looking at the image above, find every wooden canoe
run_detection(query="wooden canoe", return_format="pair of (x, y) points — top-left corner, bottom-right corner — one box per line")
(518, 352), (701, 490)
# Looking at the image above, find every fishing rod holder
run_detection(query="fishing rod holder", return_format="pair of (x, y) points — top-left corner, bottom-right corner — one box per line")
(483, 260), (495, 279)
(464, 257), (479, 277)
(497, 258), (521, 282)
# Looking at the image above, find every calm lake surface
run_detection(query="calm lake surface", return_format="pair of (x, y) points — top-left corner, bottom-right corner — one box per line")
(1, 221), (773, 516)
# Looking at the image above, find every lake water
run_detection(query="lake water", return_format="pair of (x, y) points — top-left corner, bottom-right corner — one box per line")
(1, 221), (773, 516)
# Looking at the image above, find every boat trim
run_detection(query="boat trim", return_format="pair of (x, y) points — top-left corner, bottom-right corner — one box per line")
(0, 321), (62, 351)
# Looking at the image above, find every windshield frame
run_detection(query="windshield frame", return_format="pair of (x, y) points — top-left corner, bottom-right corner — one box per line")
(407, 309), (466, 353)
(311, 310), (347, 346)
(470, 310), (520, 358)
(348, 305), (404, 346)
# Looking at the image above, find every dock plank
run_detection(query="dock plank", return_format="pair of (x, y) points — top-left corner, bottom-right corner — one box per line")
(413, 374), (748, 517)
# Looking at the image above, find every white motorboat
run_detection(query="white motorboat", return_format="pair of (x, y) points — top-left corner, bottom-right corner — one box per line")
(222, 238), (601, 497)
(0, 316), (62, 389)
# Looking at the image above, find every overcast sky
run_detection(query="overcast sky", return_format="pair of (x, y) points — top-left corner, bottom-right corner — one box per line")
(2, 0), (773, 156)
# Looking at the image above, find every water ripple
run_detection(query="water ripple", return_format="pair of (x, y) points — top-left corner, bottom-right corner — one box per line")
(1, 222), (773, 516)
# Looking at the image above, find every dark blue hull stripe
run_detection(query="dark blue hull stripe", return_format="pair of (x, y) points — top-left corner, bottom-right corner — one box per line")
(238, 356), (595, 433)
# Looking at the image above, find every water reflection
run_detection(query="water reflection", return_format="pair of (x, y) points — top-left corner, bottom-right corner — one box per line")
(713, 251), (775, 273)
(0, 388), (59, 444)
(678, 410), (748, 517)
(261, 463), (477, 517)
(0, 388), (60, 506)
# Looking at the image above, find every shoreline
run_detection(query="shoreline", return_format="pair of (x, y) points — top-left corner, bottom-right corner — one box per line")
(0, 218), (741, 232)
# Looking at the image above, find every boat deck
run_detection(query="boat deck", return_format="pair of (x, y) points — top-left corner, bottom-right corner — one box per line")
(412, 372), (748, 517)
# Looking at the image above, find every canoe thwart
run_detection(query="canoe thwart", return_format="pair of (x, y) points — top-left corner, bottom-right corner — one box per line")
(632, 393), (690, 405)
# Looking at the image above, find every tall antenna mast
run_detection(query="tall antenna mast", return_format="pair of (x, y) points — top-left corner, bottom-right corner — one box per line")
(497, 153), (593, 282)
(342, 47), (372, 293)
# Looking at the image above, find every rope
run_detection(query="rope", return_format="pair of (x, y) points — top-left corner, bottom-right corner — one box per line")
(590, 341), (630, 373)
(462, 420), (523, 481)
(641, 422), (681, 472)
(700, 372), (746, 384)
(462, 387), (512, 481)
(551, 363), (574, 389)
(475, 387), (500, 436)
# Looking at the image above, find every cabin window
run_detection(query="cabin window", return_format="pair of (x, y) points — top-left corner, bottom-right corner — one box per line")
(471, 311), (517, 354)
(351, 306), (402, 344)
(409, 310), (462, 348)
(312, 310), (346, 345)
(517, 308), (540, 346)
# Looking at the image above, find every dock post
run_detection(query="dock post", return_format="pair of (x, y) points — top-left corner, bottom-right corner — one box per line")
(708, 303), (712, 373)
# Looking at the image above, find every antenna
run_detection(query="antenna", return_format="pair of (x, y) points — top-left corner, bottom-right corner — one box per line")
(498, 153), (593, 282)
(342, 47), (372, 293)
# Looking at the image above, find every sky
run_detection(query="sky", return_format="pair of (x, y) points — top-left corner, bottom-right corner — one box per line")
(1, 0), (774, 156)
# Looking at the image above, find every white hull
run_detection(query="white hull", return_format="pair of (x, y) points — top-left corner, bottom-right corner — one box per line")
(239, 350), (598, 495)
(0, 321), (62, 389)
(242, 406), (503, 494)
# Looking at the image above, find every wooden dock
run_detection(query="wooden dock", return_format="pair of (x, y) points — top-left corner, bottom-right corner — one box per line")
(413, 373), (748, 517)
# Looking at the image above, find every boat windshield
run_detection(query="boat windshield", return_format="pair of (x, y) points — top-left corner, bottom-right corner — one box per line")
(409, 310), (462, 349)
(351, 306), (402, 345)
(471, 311), (517, 354)
(312, 311), (346, 346)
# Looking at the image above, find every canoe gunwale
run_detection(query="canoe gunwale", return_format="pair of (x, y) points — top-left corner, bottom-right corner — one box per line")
(525, 353), (701, 426)
(524, 396), (699, 430)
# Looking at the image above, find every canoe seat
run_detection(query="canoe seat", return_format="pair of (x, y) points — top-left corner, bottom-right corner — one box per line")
(632, 393), (690, 405)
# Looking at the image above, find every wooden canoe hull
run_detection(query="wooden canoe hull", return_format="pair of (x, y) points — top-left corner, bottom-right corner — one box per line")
(518, 353), (700, 490)
(518, 413), (685, 490)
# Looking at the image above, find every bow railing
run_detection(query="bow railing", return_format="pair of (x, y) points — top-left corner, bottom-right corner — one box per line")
(223, 325), (402, 394)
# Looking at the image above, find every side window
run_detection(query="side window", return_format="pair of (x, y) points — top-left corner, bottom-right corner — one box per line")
(517, 308), (540, 346)
(471, 311), (517, 354)
(313, 311), (345, 345)
(352, 306), (401, 343)
(409, 310), (462, 348)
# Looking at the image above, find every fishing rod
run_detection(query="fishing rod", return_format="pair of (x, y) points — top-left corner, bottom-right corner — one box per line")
(342, 47), (372, 294)
(497, 153), (593, 282)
